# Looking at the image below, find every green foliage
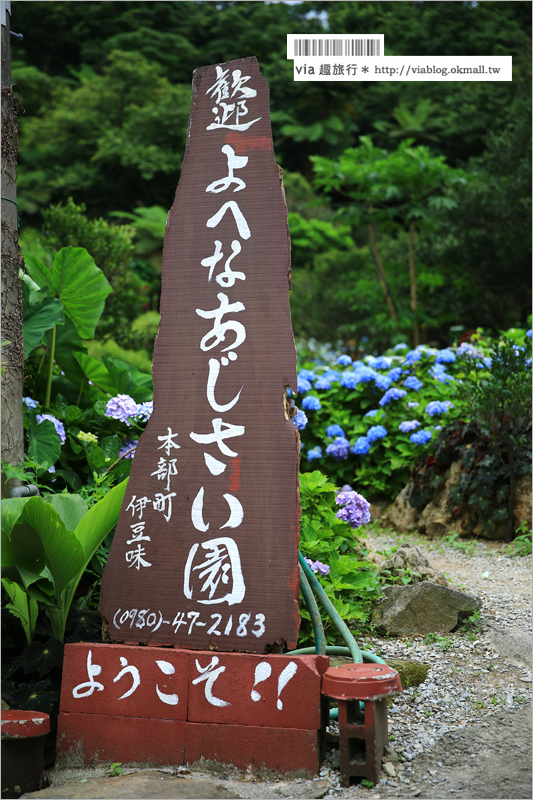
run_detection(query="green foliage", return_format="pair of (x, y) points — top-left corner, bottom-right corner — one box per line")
(106, 763), (124, 778)
(1, 479), (128, 642)
(503, 523), (532, 557)
(297, 471), (381, 647)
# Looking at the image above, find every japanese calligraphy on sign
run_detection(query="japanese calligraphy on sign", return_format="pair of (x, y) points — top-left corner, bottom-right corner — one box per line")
(99, 58), (300, 653)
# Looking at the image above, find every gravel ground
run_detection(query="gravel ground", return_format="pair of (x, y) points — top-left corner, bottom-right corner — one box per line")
(41, 530), (532, 800)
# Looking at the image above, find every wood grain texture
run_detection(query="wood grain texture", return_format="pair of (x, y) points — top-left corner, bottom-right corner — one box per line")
(100, 57), (300, 652)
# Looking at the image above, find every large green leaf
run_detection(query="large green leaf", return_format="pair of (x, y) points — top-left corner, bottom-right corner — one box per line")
(74, 478), (128, 562)
(1, 497), (30, 537)
(20, 497), (85, 600)
(22, 281), (65, 358)
(44, 494), (88, 533)
(26, 247), (112, 339)
(1, 578), (39, 644)
(28, 417), (61, 469)
(74, 352), (117, 394)
(1, 519), (44, 573)
(45, 316), (87, 385)
(103, 357), (153, 400)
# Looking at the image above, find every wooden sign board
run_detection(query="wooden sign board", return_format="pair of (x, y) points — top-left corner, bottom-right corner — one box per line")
(100, 57), (301, 653)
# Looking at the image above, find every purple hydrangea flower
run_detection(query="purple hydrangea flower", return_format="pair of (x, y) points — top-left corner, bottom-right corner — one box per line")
(351, 436), (371, 456)
(374, 373), (392, 391)
(307, 446), (322, 461)
(326, 424), (345, 438)
(410, 429), (433, 445)
(340, 371), (358, 389)
(387, 367), (403, 382)
(314, 378), (332, 390)
(119, 439), (138, 459)
(364, 409), (378, 417)
(298, 369), (316, 383)
(367, 425), (388, 442)
(105, 394), (140, 426)
(326, 436), (351, 461)
(36, 414), (66, 445)
(404, 376), (423, 391)
(336, 490), (371, 528)
(435, 349), (456, 364)
(379, 387), (407, 407)
(136, 401), (153, 422)
(297, 378), (312, 394)
(302, 395), (321, 411)
(292, 409), (308, 431)
(23, 396), (38, 409)
(399, 420), (421, 433)
(425, 400), (454, 416)
(337, 354), (352, 366)
(304, 557), (330, 576)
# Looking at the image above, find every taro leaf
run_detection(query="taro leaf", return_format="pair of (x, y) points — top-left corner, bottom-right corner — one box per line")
(22, 291), (65, 358)
(25, 248), (113, 339)
(28, 417), (61, 469)
(74, 352), (116, 394)
(54, 470), (83, 493)
(65, 405), (83, 425)
(44, 494), (88, 533)
(103, 357), (153, 401)
(9, 679), (59, 714)
(23, 637), (64, 677)
(100, 435), (121, 464)
(20, 498), (85, 601)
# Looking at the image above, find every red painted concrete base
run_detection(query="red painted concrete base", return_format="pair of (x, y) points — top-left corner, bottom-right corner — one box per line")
(57, 643), (328, 774)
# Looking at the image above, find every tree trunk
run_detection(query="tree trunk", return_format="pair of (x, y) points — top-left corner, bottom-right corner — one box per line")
(367, 221), (400, 331)
(408, 220), (419, 347)
(1, 3), (25, 489)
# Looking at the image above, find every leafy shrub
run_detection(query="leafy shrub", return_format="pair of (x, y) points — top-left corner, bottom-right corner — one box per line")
(297, 471), (381, 646)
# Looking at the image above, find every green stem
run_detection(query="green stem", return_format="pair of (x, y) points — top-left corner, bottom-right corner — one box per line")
(76, 377), (85, 407)
(45, 325), (57, 408)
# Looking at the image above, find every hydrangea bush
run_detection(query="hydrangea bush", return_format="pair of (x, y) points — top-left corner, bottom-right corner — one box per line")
(292, 338), (493, 499)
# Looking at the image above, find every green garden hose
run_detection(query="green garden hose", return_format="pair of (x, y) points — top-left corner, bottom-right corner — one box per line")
(298, 563), (327, 655)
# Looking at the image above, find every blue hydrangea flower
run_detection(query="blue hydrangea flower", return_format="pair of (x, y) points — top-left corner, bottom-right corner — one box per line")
(136, 401), (153, 422)
(22, 397), (38, 409)
(456, 342), (483, 358)
(326, 424), (345, 438)
(404, 376), (423, 391)
(337, 354), (352, 366)
(105, 394), (140, 426)
(405, 349), (422, 364)
(435, 348), (456, 364)
(379, 387), (407, 407)
(410, 429), (433, 445)
(425, 400), (454, 416)
(326, 436), (350, 461)
(372, 356), (392, 370)
(297, 378), (312, 394)
(314, 378), (332, 390)
(393, 343), (409, 352)
(336, 490), (371, 528)
(48, 465), (56, 474)
(298, 369), (316, 383)
(286, 388), (292, 397)
(321, 369), (339, 383)
(292, 409), (308, 430)
(407, 401), (419, 409)
(302, 395), (321, 411)
(367, 425), (387, 442)
(374, 373), (392, 391)
(119, 439), (138, 459)
(307, 446), (322, 461)
(364, 409), (378, 418)
(36, 414), (66, 444)
(527, 329), (532, 339)
(399, 420), (421, 433)
(351, 436), (371, 456)
(353, 365), (376, 383)
(340, 370), (358, 389)
(387, 367), (403, 382)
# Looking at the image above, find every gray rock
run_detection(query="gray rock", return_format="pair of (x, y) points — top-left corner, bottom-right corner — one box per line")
(484, 622), (533, 668)
(371, 581), (482, 635)
(379, 543), (448, 587)
(23, 772), (240, 799)
(380, 484), (419, 532)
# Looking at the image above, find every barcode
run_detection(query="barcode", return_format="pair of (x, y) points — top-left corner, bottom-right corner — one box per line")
(293, 38), (381, 57)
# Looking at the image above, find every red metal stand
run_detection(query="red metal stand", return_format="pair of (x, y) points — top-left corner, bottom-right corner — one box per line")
(321, 663), (402, 787)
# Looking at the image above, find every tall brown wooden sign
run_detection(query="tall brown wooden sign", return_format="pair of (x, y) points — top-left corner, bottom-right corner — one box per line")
(100, 57), (300, 653)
